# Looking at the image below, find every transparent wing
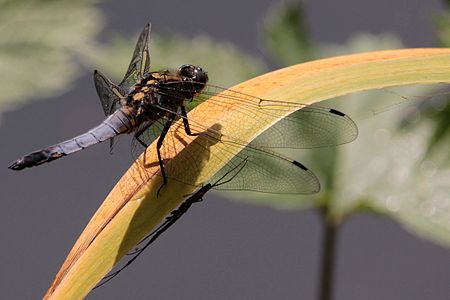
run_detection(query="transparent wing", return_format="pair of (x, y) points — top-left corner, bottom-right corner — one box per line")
(158, 83), (359, 149)
(119, 24), (151, 92)
(93, 70), (126, 152)
(130, 119), (166, 160)
(93, 70), (124, 116)
(208, 143), (320, 194)
(128, 114), (321, 195)
(123, 80), (358, 195)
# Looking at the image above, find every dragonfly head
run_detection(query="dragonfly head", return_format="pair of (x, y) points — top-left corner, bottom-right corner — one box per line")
(178, 64), (208, 95)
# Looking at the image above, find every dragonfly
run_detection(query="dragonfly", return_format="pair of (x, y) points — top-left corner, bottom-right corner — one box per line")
(95, 158), (249, 288)
(9, 23), (358, 195)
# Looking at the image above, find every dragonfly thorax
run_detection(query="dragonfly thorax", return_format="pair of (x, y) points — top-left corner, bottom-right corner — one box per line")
(125, 65), (207, 122)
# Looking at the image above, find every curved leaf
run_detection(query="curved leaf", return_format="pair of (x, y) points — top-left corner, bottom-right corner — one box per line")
(43, 49), (450, 299)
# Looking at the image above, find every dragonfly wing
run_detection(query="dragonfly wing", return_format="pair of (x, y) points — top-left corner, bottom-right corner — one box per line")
(161, 83), (358, 148)
(130, 117), (168, 160)
(209, 142), (320, 194)
(197, 84), (359, 148)
(250, 106), (358, 148)
(128, 116), (320, 195)
(93, 70), (124, 116)
(125, 80), (359, 194)
(96, 124), (318, 288)
(93, 70), (126, 152)
(119, 24), (151, 92)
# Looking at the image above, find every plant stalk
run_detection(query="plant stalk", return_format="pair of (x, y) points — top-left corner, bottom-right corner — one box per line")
(318, 211), (338, 300)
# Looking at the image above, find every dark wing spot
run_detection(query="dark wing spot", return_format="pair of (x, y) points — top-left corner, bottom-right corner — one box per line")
(329, 108), (346, 117)
(292, 160), (308, 171)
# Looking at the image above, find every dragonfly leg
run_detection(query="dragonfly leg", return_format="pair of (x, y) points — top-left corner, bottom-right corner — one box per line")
(133, 122), (153, 167)
(134, 123), (152, 148)
(181, 106), (199, 136)
(156, 115), (175, 196)
(109, 137), (120, 155)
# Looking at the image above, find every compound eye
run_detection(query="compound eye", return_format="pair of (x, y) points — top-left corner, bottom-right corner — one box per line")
(178, 64), (195, 76)
(179, 64), (191, 70)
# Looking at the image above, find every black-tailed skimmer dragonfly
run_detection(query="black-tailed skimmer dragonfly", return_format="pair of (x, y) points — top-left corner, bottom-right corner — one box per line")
(9, 24), (358, 195)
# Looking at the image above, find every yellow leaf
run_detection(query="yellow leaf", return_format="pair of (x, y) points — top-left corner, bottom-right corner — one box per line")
(44, 48), (450, 300)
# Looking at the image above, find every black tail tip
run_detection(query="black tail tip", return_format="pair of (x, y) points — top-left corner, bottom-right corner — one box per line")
(8, 160), (25, 171)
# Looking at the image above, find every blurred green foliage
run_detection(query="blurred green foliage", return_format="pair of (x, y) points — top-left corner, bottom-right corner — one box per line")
(434, 11), (450, 47)
(1, 0), (449, 247)
(262, 0), (313, 65)
(83, 33), (266, 88)
(0, 0), (102, 114)
(0, 0), (264, 122)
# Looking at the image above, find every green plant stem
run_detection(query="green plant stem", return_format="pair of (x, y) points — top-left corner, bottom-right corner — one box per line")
(318, 211), (338, 300)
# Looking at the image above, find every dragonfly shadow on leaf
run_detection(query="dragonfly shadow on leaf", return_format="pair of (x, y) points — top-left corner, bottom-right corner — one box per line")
(95, 157), (248, 289)
(119, 122), (223, 199)
(108, 123), (225, 277)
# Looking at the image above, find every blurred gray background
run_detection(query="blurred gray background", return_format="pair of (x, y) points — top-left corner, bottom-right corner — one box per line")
(2, 0), (450, 299)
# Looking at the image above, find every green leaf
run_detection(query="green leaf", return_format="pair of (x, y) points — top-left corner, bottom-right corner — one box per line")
(424, 101), (450, 155)
(262, 0), (313, 66)
(433, 11), (450, 48)
(318, 32), (404, 57)
(425, 8), (450, 155)
(224, 32), (450, 247)
(324, 85), (450, 247)
(0, 0), (102, 115)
